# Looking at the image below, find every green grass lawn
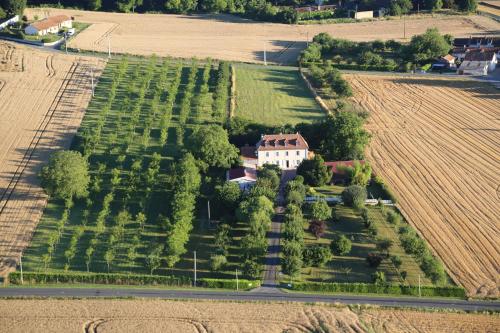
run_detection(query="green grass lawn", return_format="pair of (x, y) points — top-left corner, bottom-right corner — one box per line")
(22, 57), (242, 280)
(234, 64), (324, 126)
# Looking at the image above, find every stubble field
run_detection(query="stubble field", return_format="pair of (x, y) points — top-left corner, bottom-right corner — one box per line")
(0, 42), (105, 277)
(25, 8), (500, 64)
(346, 74), (500, 297)
(0, 299), (499, 332)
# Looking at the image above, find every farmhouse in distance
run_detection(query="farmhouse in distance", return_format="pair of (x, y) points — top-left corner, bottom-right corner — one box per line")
(24, 15), (72, 36)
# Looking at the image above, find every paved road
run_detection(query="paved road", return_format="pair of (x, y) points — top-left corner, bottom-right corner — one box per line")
(1, 287), (499, 311)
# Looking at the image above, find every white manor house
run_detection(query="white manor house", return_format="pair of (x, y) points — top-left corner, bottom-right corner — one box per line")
(255, 133), (309, 169)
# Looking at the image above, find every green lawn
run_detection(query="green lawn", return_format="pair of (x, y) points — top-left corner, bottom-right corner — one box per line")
(234, 64), (324, 126)
(22, 57), (242, 280)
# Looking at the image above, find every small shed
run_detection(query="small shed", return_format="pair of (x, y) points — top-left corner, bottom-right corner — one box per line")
(457, 50), (497, 75)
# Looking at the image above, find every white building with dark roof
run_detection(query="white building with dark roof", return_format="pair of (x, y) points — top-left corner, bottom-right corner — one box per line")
(255, 133), (309, 169)
(457, 50), (498, 75)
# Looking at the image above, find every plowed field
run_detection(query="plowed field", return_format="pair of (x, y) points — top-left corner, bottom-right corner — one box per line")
(25, 8), (499, 64)
(346, 74), (500, 297)
(0, 299), (498, 332)
(0, 42), (105, 276)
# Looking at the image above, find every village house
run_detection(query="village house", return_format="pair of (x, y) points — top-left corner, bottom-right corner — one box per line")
(432, 54), (456, 71)
(457, 50), (498, 76)
(24, 15), (72, 36)
(256, 133), (309, 170)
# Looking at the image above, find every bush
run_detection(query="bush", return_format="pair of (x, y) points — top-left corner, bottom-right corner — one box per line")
(287, 281), (466, 298)
(210, 254), (227, 271)
(391, 255), (402, 269)
(308, 220), (327, 239)
(341, 185), (367, 210)
(330, 235), (352, 256)
(366, 253), (383, 268)
(310, 200), (332, 221)
(387, 210), (402, 225)
(372, 271), (386, 285)
(302, 245), (332, 267)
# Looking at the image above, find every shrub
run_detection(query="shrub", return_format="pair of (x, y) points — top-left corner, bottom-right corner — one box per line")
(366, 253), (383, 268)
(387, 210), (402, 225)
(286, 190), (304, 206)
(302, 245), (332, 267)
(391, 255), (402, 269)
(372, 271), (386, 285)
(210, 254), (227, 271)
(243, 259), (262, 279)
(341, 185), (367, 210)
(308, 220), (327, 239)
(310, 200), (332, 221)
(330, 235), (352, 256)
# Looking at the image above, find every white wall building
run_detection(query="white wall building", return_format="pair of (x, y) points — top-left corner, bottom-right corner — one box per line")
(25, 15), (72, 36)
(0, 15), (19, 31)
(226, 166), (257, 190)
(256, 133), (309, 170)
(458, 50), (497, 75)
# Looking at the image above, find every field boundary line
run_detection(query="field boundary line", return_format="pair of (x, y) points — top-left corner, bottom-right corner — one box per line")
(229, 64), (236, 118)
(298, 66), (330, 114)
(0, 62), (79, 216)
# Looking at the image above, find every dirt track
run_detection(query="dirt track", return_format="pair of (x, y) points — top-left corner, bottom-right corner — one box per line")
(347, 74), (500, 297)
(25, 8), (500, 64)
(0, 42), (105, 276)
(0, 299), (498, 332)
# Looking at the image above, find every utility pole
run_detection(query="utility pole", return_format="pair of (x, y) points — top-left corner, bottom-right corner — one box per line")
(193, 251), (197, 287)
(403, 15), (406, 40)
(418, 274), (421, 297)
(108, 35), (111, 59)
(264, 46), (267, 66)
(19, 256), (23, 285)
(90, 67), (94, 97)
(207, 200), (211, 222)
(235, 269), (239, 291)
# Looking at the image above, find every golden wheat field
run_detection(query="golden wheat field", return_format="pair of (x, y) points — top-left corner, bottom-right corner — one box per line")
(346, 73), (500, 297)
(0, 42), (105, 277)
(0, 299), (498, 332)
(25, 8), (500, 64)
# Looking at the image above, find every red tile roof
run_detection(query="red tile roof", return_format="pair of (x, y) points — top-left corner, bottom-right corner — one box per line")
(227, 167), (257, 181)
(31, 15), (71, 31)
(256, 133), (308, 151)
(324, 160), (365, 174)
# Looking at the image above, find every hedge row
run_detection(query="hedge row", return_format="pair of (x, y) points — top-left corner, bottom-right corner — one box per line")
(286, 281), (466, 298)
(331, 63), (399, 72)
(8, 272), (260, 290)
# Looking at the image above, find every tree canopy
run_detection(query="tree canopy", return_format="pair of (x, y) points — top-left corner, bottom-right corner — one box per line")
(405, 28), (452, 63)
(318, 112), (370, 161)
(188, 125), (239, 170)
(296, 154), (332, 187)
(40, 150), (90, 200)
(0, 0), (26, 16)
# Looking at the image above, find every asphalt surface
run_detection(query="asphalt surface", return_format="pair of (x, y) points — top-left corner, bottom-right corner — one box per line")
(1, 287), (499, 311)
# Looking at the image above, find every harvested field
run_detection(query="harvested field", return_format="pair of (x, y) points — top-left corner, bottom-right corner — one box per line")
(346, 73), (500, 297)
(0, 42), (105, 277)
(0, 298), (498, 332)
(25, 8), (499, 64)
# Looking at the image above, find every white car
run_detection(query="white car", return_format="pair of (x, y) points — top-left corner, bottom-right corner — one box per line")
(67, 28), (76, 36)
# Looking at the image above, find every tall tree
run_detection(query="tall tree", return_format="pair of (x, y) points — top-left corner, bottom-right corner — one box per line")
(296, 154), (332, 187)
(405, 28), (452, 63)
(319, 112), (370, 161)
(0, 0), (26, 16)
(457, 0), (477, 11)
(40, 150), (90, 200)
(188, 125), (239, 170)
